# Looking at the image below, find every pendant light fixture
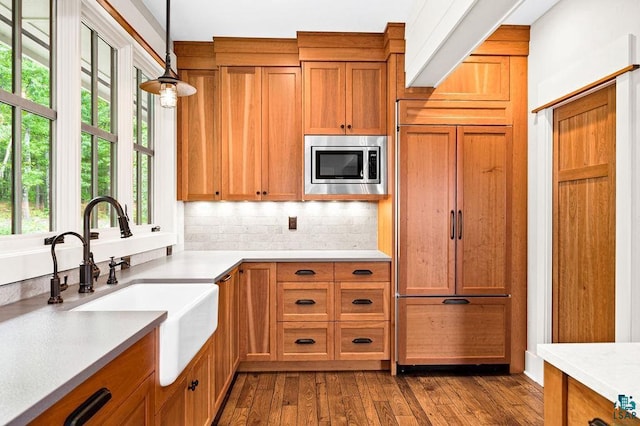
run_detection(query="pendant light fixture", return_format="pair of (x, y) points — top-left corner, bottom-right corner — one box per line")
(140, 0), (196, 108)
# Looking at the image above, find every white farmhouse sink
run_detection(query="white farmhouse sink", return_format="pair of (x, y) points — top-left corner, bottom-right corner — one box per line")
(73, 283), (218, 386)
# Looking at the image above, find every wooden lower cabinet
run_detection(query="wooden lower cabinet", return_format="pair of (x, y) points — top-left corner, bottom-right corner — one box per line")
(278, 321), (334, 361)
(31, 331), (156, 425)
(212, 269), (239, 414)
(155, 339), (213, 426)
(335, 321), (389, 360)
(239, 263), (277, 361)
(544, 362), (640, 426)
(398, 297), (510, 365)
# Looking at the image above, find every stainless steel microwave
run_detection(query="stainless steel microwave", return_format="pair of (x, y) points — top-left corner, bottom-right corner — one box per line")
(304, 135), (387, 195)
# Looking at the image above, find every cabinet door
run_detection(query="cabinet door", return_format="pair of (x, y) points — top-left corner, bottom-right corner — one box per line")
(177, 70), (221, 201)
(303, 62), (345, 134)
(399, 126), (456, 295)
(456, 126), (511, 295)
(186, 347), (212, 426)
(239, 263), (277, 361)
(346, 62), (386, 134)
(398, 297), (510, 365)
(156, 378), (186, 426)
(262, 67), (302, 200)
(221, 66), (262, 200)
(212, 271), (237, 413)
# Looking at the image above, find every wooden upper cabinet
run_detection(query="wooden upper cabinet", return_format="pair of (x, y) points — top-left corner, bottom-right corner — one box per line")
(221, 66), (262, 200)
(428, 56), (510, 101)
(261, 67), (302, 200)
(177, 69), (221, 200)
(221, 66), (302, 201)
(303, 61), (386, 135)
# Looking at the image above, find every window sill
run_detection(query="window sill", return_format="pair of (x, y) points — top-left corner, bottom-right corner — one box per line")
(0, 231), (177, 286)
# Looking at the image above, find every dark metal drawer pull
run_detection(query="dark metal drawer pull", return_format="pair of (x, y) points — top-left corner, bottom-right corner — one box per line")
(352, 299), (373, 305)
(220, 274), (232, 282)
(352, 338), (373, 344)
(188, 379), (199, 391)
(295, 299), (316, 305)
(295, 338), (316, 345)
(295, 269), (316, 276)
(442, 299), (470, 305)
(64, 387), (112, 426)
(588, 419), (609, 426)
(352, 269), (373, 275)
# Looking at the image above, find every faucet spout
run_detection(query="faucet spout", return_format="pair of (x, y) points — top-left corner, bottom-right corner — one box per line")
(80, 196), (133, 293)
(49, 231), (86, 304)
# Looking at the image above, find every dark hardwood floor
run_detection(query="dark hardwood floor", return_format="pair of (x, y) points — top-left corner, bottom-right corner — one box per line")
(215, 371), (543, 425)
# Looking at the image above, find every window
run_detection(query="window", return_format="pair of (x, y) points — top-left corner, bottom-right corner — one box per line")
(133, 67), (153, 225)
(0, 0), (54, 235)
(80, 23), (117, 228)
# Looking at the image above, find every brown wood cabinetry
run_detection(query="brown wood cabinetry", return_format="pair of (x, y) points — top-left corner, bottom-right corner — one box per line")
(239, 263), (277, 361)
(395, 28), (528, 372)
(32, 331), (156, 425)
(398, 297), (510, 365)
(273, 261), (391, 364)
(212, 269), (239, 415)
(221, 66), (302, 200)
(303, 61), (386, 135)
(155, 338), (213, 426)
(399, 125), (512, 296)
(177, 69), (221, 201)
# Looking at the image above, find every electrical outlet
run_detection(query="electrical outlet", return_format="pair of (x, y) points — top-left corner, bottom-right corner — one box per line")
(288, 216), (297, 230)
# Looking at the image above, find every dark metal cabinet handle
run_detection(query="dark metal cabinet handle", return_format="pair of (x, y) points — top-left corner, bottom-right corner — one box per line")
(457, 210), (463, 239)
(347, 124), (352, 130)
(295, 299), (316, 305)
(442, 299), (470, 305)
(295, 338), (316, 345)
(352, 338), (373, 344)
(295, 269), (316, 276)
(340, 124), (345, 129)
(215, 191), (220, 196)
(262, 191), (267, 195)
(352, 269), (373, 275)
(450, 210), (455, 239)
(588, 419), (609, 426)
(188, 379), (199, 391)
(64, 388), (112, 426)
(220, 274), (232, 283)
(352, 299), (373, 305)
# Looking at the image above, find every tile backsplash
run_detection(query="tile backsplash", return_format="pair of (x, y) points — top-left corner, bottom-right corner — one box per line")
(184, 201), (378, 250)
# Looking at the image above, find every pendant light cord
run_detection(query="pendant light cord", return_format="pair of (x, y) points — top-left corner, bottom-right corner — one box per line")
(164, 0), (172, 73)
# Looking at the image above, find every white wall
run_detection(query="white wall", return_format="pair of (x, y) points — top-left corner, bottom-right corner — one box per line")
(184, 202), (378, 251)
(527, 0), (640, 384)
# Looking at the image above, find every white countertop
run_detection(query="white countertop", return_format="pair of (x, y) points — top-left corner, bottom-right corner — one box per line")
(538, 342), (640, 403)
(0, 249), (390, 425)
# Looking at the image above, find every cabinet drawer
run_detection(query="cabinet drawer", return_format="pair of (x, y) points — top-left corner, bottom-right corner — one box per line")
(277, 322), (334, 361)
(334, 262), (390, 281)
(398, 297), (510, 365)
(277, 282), (334, 322)
(335, 321), (389, 360)
(277, 262), (334, 281)
(32, 331), (156, 425)
(336, 282), (389, 321)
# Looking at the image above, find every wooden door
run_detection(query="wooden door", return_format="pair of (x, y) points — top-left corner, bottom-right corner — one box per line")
(221, 66), (262, 200)
(553, 85), (616, 343)
(456, 126), (511, 295)
(345, 62), (386, 134)
(399, 126), (456, 295)
(186, 347), (212, 426)
(303, 62), (345, 134)
(177, 69), (220, 200)
(261, 67), (302, 200)
(212, 272), (232, 411)
(239, 263), (277, 361)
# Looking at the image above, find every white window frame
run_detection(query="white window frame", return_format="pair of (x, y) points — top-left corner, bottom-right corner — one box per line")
(0, 0), (177, 285)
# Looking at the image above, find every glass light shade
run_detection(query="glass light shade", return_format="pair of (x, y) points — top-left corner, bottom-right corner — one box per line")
(159, 83), (177, 108)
